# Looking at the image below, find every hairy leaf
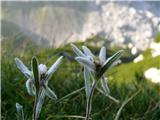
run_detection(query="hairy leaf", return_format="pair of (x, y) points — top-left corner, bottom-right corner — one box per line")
(99, 47), (106, 64)
(71, 43), (85, 57)
(15, 58), (32, 78)
(31, 56), (40, 94)
(43, 84), (57, 100)
(101, 77), (110, 96)
(82, 46), (94, 58)
(25, 79), (36, 96)
(16, 103), (24, 120)
(98, 50), (123, 78)
(35, 90), (46, 119)
(84, 67), (91, 98)
(75, 57), (95, 72)
(47, 56), (63, 81)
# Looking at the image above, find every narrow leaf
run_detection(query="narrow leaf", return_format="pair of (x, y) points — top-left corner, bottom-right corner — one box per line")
(25, 79), (36, 96)
(99, 50), (123, 78)
(31, 56), (40, 94)
(85, 81), (97, 120)
(43, 84), (57, 100)
(47, 56), (63, 81)
(16, 103), (24, 120)
(115, 90), (141, 120)
(100, 77), (110, 96)
(15, 58), (32, 78)
(75, 57), (95, 72)
(70, 43), (85, 57)
(84, 67), (91, 98)
(35, 90), (46, 119)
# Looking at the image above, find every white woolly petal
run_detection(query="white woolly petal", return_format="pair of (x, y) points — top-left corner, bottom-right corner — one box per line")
(71, 43), (85, 57)
(47, 56), (63, 80)
(99, 47), (106, 64)
(75, 57), (95, 71)
(25, 79), (36, 96)
(15, 57), (32, 78)
(101, 77), (110, 96)
(43, 84), (57, 100)
(82, 46), (94, 58)
(38, 64), (47, 74)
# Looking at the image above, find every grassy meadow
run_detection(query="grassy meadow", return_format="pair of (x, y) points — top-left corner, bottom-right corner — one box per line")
(1, 36), (160, 120)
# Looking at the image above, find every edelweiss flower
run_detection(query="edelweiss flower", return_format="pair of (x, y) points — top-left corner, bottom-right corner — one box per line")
(71, 43), (123, 96)
(15, 56), (63, 119)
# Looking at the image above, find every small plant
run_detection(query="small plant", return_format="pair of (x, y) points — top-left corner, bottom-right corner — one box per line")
(16, 103), (24, 120)
(71, 44), (123, 120)
(15, 56), (63, 120)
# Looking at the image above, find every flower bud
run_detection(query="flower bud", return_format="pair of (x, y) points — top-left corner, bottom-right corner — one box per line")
(38, 64), (47, 74)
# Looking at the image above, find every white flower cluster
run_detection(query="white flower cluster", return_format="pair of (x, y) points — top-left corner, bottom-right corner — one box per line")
(150, 42), (160, 57)
(133, 54), (144, 63)
(144, 68), (160, 83)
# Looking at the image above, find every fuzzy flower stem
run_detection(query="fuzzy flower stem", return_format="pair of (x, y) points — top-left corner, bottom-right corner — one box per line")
(85, 80), (97, 120)
(33, 95), (38, 120)
(33, 87), (43, 120)
(33, 90), (39, 120)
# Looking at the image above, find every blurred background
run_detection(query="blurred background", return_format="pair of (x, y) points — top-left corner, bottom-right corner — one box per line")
(1, 1), (160, 120)
(1, 1), (160, 49)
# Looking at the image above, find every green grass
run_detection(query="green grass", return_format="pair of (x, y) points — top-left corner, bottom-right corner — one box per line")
(1, 37), (160, 120)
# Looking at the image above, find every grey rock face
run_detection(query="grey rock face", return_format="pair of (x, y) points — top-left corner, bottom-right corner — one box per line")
(1, 1), (160, 50)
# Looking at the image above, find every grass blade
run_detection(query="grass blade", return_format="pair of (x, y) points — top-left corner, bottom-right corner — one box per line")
(115, 89), (141, 120)
(56, 87), (85, 103)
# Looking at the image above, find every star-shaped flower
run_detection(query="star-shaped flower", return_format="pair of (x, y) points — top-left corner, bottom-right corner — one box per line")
(15, 56), (63, 119)
(71, 43), (123, 96)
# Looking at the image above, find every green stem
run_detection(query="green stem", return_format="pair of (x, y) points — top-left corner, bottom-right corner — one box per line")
(33, 94), (38, 120)
(32, 88), (42, 120)
(85, 80), (97, 120)
(56, 87), (85, 103)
